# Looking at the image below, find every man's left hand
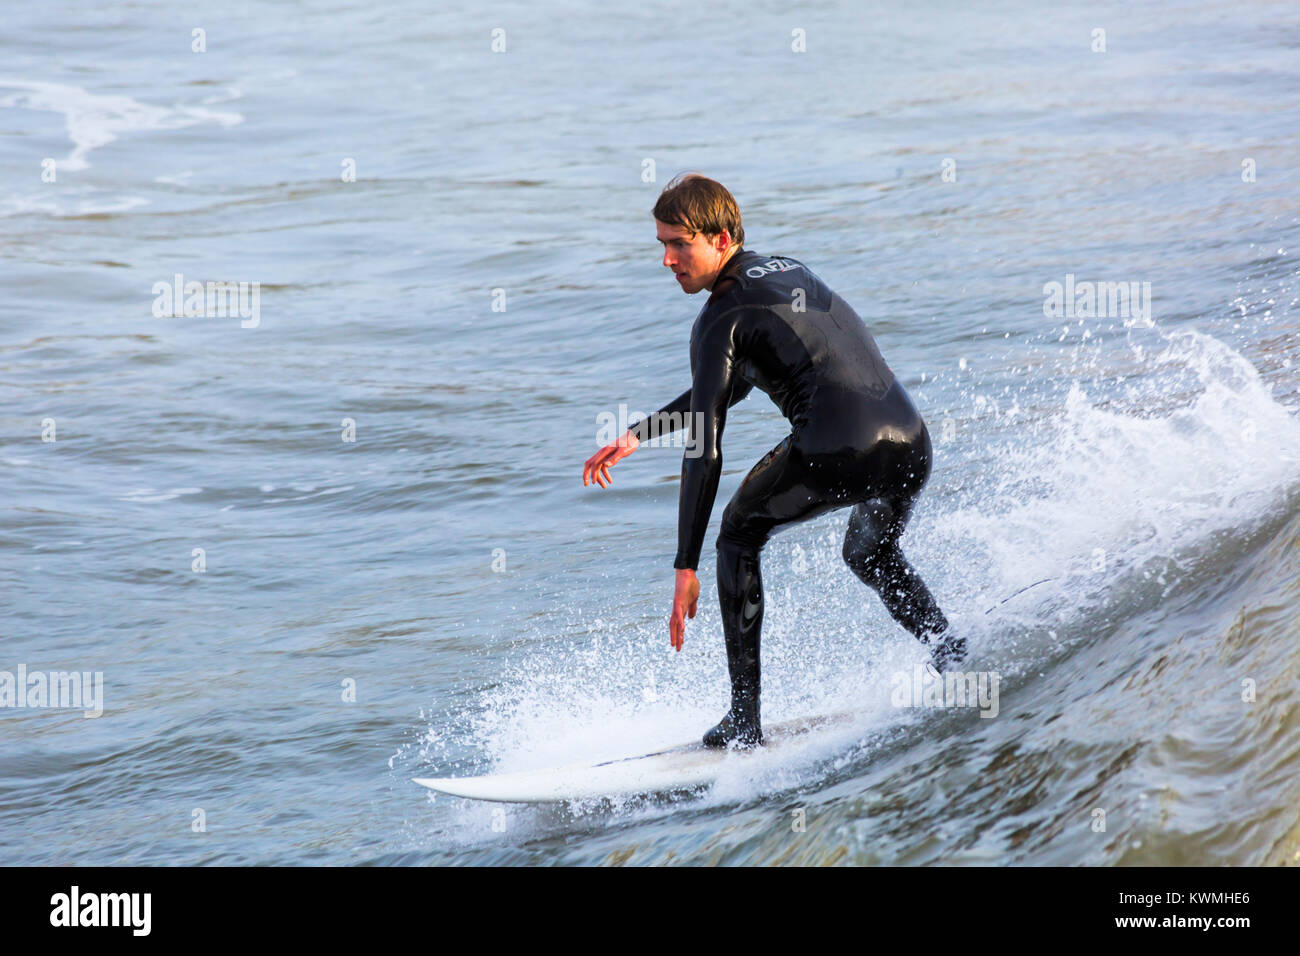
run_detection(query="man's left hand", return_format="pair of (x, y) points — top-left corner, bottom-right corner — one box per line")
(669, 568), (700, 651)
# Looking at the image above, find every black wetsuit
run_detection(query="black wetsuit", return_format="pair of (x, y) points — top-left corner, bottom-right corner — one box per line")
(628, 249), (956, 747)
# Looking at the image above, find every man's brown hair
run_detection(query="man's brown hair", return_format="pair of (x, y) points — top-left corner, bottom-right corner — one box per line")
(652, 173), (744, 248)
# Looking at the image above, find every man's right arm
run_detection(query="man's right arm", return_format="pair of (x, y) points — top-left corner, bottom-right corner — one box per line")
(626, 379), (753, 443)
(626, 388), (691, 443)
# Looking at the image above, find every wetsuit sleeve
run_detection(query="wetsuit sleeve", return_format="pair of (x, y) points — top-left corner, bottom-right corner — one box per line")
(627, 379), (752, 444)
(626, 388), (691, 444)
(673, 313), (745, 570)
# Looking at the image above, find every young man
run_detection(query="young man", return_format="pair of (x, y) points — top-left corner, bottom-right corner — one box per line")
(583, 173), (966, 748)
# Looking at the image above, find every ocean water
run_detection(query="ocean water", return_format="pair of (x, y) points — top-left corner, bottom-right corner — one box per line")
(1, 0), (1298, 865)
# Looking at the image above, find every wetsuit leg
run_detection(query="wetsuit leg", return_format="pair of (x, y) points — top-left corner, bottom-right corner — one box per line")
(840, 480), (967, 671)
(840, 493), (949, 639)
(706, 436), (847, 748)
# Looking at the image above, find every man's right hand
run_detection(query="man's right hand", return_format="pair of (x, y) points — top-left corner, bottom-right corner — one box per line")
(583, 430), (639, 488)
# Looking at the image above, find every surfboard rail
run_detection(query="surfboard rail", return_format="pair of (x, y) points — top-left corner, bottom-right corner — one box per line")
(412, 709), (861, 803)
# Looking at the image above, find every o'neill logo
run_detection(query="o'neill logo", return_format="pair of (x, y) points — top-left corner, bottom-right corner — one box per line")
(745, 258), (801, 278)
(50, 886), (151, 936)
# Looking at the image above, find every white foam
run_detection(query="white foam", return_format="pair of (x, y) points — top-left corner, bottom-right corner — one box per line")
(0, 78), (243, 172)
(117, 486), (204, 503)
(939, 328), (1300, 611)
(0, 194), (151, 219)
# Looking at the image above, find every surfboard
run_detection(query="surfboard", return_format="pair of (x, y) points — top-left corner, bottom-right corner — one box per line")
(415, 580), (1056, 803)
(412, 709), (862, 803)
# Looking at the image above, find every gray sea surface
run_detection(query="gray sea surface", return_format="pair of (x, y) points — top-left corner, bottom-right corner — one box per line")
(1, 0), (1298, 865)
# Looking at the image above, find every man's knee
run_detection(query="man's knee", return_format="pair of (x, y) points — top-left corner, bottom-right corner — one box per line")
(717, 518), (768, 557)
(843, 501), (885, 563)
(842, 509), (900, 582)
(842, 534), (882, 576)
(845, 540), (905, 590)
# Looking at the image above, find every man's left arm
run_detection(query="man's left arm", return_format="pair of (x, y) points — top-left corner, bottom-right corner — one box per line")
(673, 312), (744, 572)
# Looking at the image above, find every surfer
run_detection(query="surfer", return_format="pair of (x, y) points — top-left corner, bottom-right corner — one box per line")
(583, 173), (966, 749)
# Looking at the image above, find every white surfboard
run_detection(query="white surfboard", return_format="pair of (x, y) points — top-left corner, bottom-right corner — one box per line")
(412, 709), (863, 803)
(416, 581), (1052, 803)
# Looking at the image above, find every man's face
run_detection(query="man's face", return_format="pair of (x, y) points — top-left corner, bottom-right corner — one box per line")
(657, 220), (732, 294)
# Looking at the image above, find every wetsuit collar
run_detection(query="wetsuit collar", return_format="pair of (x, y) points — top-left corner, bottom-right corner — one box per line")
(708, 247), (753, 298)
